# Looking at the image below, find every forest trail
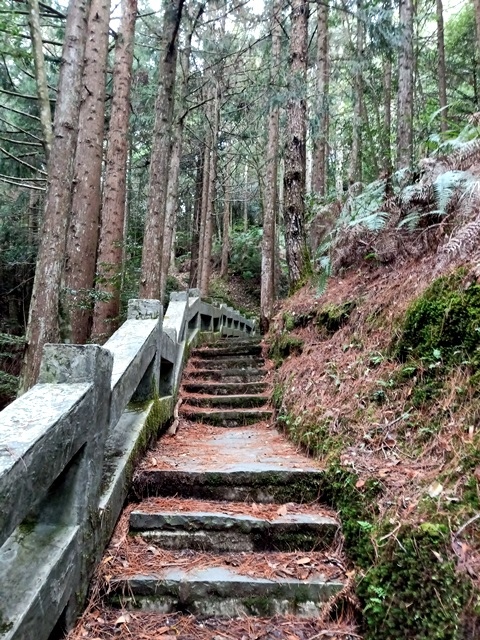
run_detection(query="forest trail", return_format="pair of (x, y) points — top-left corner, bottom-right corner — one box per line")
(72, 337), (358, 639)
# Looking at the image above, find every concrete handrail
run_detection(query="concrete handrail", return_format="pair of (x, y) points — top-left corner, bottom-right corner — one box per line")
(0, 291), (255, 640)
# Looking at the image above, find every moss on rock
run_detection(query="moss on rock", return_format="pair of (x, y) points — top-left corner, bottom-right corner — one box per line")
(395, 269), (480, 370)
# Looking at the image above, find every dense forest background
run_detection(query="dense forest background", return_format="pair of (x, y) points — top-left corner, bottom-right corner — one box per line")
(1, 0), (480, 405)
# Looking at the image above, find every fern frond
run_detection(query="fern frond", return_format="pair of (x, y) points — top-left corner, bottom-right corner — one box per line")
(432, 170), (471, 214)
(443, 139), (480, 171)
(443, 217), (480, 257)
(0, 333), (25, 348)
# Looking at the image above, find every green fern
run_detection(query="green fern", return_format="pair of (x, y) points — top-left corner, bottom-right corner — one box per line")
(432, 170), (472, 214)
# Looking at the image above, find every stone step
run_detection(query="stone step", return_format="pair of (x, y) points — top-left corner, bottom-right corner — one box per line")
(190, 356), (265, 370)
(180, 406), (273, 426)
(199, 347), (263, 357)
(183, 394), (269, 409)
(183, 381), (269, 395)
(107, 558), (345, 618)
(193, 343), (263, 357)
(130, 508), (339, 552)
(76, 608), (358, 638)
(132, 468), (324, 503)
(186, 368), (266, 382)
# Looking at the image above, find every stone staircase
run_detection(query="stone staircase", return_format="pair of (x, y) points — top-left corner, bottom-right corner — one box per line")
(75, 337), (353, 638)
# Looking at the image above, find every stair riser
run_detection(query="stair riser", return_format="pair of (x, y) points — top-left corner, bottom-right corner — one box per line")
(184, 396), (268, 409)
(183, 382), (268, 395)
(187, 369), (265, 383)
(132, 470), (324, 504)
(190, 357), (264, 370)
(194, 345), (262, 356)
(180, 410), (272, 426)
(132, 526), (337, 553)
(108, 576), (343, 618)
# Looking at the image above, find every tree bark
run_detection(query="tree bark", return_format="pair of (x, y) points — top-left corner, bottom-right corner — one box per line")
(348, 0), (364, 184)
(189, 149), (204, 287)
(197, 113), (211, 288)
(260, 0), (281, 332)
(64, 0), (111, 344)
(200, 80), (220, 297)
(220, 162), (231, 279)
(27, 0), (53, 161)
(396, 0), (414, 169)
(139, 0), (184, 300)
(20, 0), (91, 392)
(383, 56), (392, 176)
(159, 12), (198, 302)
(436, 0), (448, 133)
(311, 0), (329, 196)
(91, 0), (137, 343)
(283, 0), (309, 290)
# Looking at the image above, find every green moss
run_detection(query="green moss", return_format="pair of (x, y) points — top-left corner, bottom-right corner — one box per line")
(0, 615), (13, 635)
(316, 300), (356, 335)
(243, 595), (273, 616)
(126, 396), (173, 478)
(272, 383), (284, 410)
(268, 335), (304, 367)
(359, 523), (470, 640)
(395, 269), (480, 370)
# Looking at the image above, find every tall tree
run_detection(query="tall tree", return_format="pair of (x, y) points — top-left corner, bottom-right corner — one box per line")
(437, 0), (448, 133)
(348, 0), (364, 184)
(64, 0), (111, 344)
(139, 0), (184, 300)
(200, 79), (220, 296)
(91, 0), (138, 342)
(312, 0), (329, 196)
(160, 3), (204, 301)
(260, 0), (281, 332)
(283, 0), (309, 289)
(397, 0), (414, 169)
(20, 0), (91, 392)
(27, 0), (53, 160)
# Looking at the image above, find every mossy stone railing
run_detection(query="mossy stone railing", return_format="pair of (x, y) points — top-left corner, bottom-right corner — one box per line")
(0, 290), (255, 640)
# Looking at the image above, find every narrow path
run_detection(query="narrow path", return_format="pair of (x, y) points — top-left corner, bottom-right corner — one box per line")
(72, 338), (359, 639)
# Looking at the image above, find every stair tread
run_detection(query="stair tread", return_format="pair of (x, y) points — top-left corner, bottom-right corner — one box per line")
(107, 543), (346, 585)
(130, 508), (338, 529)
(128, 496), (338, 520)
(181, 406), (272, 413)
(137, 423), (320, 474)
(78, 608), (358, 639)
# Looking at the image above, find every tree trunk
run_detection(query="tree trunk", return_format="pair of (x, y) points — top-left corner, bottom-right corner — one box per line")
(200, 80), (220, 297)
(27, 0), (53, 161)
(189, 150), (204, 287)
(383, 56), (392, 176)
(220, 162), (231, 279)
(396, 0), (414, 169)
(348, 0), (364, 185)
(139, 0), (184, 299)
(312, 0), (329, 196)
(91, 0), (137, 343)
(436, 0), (448, 133)
(260, 0), (281, 332)
(159, 15), (197, 302)
(243, 163), (249, 231)
(160, 124), (182, 301)
(283, 0), (309, 290)
(20, 0), (91, 392)
(197, 118), (211, 288)
(64, 0), (111, 344)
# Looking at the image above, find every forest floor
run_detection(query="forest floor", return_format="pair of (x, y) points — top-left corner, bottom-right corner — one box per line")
(267, 250), (480, 636)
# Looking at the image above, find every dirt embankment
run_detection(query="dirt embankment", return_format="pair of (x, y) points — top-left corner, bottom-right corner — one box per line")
(268, 253), (480, 639)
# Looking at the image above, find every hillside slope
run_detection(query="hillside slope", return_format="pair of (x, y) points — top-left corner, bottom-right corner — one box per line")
(269, 253), (480, 639)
